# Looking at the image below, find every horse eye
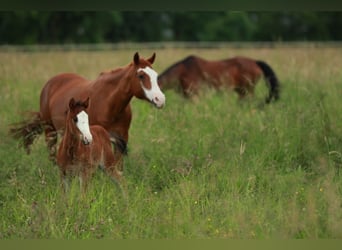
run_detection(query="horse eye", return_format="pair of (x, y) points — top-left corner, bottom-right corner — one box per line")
(138, 74), (144, 80)
(73, 117), (78, 123)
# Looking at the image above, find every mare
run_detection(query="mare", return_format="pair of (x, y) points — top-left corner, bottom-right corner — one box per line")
(158, 55), (280, 103)
(56, 97), (122, 192)
(10, 52), (165, 171)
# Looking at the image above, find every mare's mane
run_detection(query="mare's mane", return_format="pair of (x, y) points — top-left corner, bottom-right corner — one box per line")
(96, 59), (145, 83)
(98, 66), (126, 78)
(160, 55), (199, 76)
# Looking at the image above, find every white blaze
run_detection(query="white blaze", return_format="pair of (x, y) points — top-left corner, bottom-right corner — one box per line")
(138, 66), (166, 108)
(75, 111), (93, 144)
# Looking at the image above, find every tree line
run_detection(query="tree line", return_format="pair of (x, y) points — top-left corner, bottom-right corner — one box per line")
(1, 11), (342, 45)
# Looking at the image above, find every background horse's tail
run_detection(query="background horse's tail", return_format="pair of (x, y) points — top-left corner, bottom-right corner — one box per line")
(9, 112), (44, 154)
(255, 60), (280, 103)
(109, 132), (128, 155)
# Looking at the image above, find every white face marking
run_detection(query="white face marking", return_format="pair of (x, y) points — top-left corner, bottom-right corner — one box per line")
(75, 111), (93, 144)
(137, 66), (165, 108)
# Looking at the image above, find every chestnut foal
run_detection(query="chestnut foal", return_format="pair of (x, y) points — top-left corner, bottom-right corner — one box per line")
(56, 97), (124, 193)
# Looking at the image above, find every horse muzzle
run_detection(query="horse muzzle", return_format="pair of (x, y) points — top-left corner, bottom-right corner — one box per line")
(151, 94), (166, 108)
(81, 135), (93, 145)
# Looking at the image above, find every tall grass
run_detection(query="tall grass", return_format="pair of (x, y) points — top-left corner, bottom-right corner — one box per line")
(0, 46), (342, 238)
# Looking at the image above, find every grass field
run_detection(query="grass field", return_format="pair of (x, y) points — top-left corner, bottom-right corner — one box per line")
(0, 46), (342, 239)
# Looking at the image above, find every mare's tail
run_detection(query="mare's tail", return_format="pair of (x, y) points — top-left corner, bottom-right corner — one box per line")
(109, 132), (128, 155)
(9, 112), (44, 154)
(255, 60), (280, 103)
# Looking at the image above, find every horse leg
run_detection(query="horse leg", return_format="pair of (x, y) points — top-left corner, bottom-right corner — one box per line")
(113, 150), (124, 172)
(44, 125), (58, 163)
(79, 166), (92, 196)
(108, 132), (125, 172)
(234, 87), (247, 100)
(103, 146), (128, 197)
(107, 163), (127, 198)
(180, 77), (198, 98)
(59, 169), (69, 193)
(104, 153), (124, 184)
(79, 175), (87, 196)
(246, 85), (255, 99)
(110, 108), (131, 173)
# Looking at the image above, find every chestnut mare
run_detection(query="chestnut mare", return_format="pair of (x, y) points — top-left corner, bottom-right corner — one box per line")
(158, 55), (280, 103)
(10, 52), (165, 170)
(57, 97), (122, 192)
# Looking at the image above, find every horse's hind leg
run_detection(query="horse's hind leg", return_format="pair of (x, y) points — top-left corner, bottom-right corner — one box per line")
(59, 170), (69, 193)
(106, 163), (124, 186)
(44, 124), (58, 163)
(105, 158), (127, 197)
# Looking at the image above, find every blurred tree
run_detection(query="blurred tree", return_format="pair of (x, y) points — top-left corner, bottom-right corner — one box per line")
(199, 12), (257, 41)
(0, 11), (342, 45)
(117, 12), (169, 42)
(249, 12), (342, 41)
(170, 12), (219, 41)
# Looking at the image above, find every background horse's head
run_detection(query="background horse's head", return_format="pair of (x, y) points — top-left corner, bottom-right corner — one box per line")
(67, 97), (93, 145)
(131, 52), (165, 108)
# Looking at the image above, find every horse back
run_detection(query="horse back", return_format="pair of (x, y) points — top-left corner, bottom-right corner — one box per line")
(159, 55), (203, 88)
(225, 56), (262, 75)
(40, 73), (91, 130)
(219, 57), (263, 85)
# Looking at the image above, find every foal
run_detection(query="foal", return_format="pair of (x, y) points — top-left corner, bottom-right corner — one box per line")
(56, 97), (123, 192)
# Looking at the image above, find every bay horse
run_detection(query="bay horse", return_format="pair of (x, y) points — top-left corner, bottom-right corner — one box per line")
(158, 55), (280, 103)
(10, 52), (165, 170)
(56, 97), (123, 192)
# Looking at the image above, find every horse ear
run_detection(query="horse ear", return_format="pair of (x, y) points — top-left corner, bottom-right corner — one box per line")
(84, 97), (90, 109)
(133, 52), (140, 65)
(147, 53), (156, 64)
(69, 98), (76, 109)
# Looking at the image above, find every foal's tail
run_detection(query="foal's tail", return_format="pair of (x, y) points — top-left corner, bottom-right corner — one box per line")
(255, 60), (280, 103)
(9, 112), (44, 154)
(109, 132), (128, 155)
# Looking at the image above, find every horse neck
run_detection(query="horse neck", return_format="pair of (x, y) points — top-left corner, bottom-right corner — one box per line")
(159, 63), (184, 90)
(91, 65), (135, 114)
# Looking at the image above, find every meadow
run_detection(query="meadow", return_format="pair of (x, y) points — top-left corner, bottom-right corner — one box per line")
(0, 45), (342, 239)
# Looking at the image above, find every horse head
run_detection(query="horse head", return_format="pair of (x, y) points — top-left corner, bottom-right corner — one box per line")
(131, 52), (166, 108)
(68, 97), (93, 145)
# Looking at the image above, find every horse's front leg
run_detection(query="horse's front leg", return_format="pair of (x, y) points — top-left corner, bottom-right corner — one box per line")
(110, 107), (131, 173)
(79, 161), (99, 196)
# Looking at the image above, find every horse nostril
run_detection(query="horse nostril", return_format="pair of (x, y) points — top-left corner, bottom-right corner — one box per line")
(154, 97), (160, 102)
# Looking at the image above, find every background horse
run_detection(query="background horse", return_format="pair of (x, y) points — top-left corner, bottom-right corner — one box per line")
(158, 55), (280, 103)
(57, 97), (123, 192)
(10, 52), (165, 171)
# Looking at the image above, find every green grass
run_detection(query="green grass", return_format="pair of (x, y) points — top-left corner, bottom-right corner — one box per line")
(1, 47), (342, 239)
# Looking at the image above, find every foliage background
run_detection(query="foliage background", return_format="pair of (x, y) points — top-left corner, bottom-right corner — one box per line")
(1, 12), (342, 44)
